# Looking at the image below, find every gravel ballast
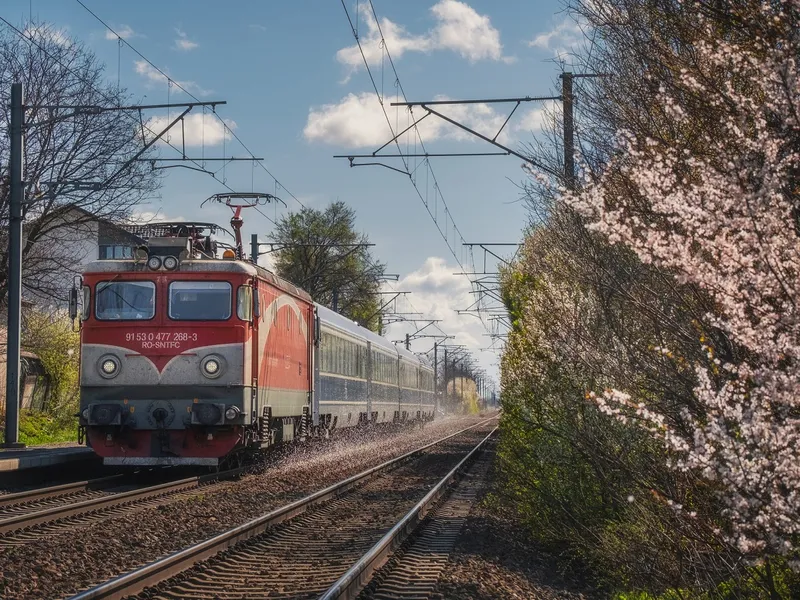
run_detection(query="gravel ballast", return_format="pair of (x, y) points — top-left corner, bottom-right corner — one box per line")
(431, 451), (595, 600)
(0, 414), (496, 600)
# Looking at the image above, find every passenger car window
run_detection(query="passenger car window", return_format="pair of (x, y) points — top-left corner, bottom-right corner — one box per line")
(169, 281), (231, 321)
(95, 281), (155, 320)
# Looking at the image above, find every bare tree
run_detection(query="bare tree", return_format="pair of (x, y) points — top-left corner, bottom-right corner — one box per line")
(0, 22), (160, 305)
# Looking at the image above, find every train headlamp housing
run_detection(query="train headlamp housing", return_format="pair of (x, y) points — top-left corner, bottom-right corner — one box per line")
(134, 246), (149, 262)
(147, 256), (162, 271)
(201, 355), (224, 379)
(191, 403), (223, 426)
(163, 255), (179, 271)
(81, 408), (90, 420)
(224, 406), (240, 421)
(98, 355), (120, 379)
(91, 403), (122, 426)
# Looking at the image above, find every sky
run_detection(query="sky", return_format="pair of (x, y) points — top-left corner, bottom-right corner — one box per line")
(2, 0), (584, 387)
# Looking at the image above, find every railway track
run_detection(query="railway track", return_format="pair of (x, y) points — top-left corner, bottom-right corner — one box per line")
(0, 474), (128, 519)
(342, 438), (495, 600)
(0, 468), (244, 547)
(67, 418), (497, 600)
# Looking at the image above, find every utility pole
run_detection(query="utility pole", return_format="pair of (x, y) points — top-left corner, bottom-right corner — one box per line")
(332, 288), (339, 312)
(433, 342), (438, 412)
(250, 233), (258, 265)
(453, 356), (460, 402)
(5, 82), (25, 448)
(460, 359), (464, 401)
(443, 348), (448, 409)
(562, 71), (575, 189)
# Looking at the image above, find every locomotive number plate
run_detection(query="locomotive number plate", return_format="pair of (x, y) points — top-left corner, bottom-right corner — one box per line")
(126, 332), (198, 350)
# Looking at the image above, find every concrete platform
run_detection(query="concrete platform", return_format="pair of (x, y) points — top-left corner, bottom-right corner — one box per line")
(0, 445), (95, 472)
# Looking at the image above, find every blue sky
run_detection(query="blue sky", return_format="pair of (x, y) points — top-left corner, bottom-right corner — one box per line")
(3, 0), (583, 384)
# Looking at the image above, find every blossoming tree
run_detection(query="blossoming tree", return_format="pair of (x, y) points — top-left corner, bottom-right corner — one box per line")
(567, 5), (800, 558)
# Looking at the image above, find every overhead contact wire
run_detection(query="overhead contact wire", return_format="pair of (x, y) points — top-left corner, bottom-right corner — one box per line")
(73, 0), (306, 210)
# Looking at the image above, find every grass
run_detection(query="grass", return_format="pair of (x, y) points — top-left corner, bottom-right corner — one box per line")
(0, 410), (78, 446)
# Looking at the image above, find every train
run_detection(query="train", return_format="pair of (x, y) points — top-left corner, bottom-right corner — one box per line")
(73, 224), (435, 466)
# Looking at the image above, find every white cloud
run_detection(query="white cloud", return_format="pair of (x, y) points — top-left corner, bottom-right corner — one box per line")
(127, 210), (186, 224)
(249, 24), (268, 32)
(105, 25), (136, 40)
(135, 60), (173, 86)
(516, 100), (560, 133)
(133, 60), (212, 96)
(528, 17), (585, 58)
(256, 246), (277, 271)
(337, 1), (512, 78)
(144, 112), (236, 147)
(430, 0), (504, 62)
(23, 24), (70, 47)
(383, 256), (502, 379)
(303, 92), (515, 148)
(304, 93), (392, 148)
(174, 28), (198, 51)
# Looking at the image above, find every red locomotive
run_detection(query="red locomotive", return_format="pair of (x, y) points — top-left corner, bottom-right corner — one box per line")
(75, 223), (434, 466)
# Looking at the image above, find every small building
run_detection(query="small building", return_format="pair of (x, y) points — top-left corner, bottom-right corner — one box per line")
(0, 317), (51, 417)
(1, 206), (145, 416)
(22, 206), (145, 306)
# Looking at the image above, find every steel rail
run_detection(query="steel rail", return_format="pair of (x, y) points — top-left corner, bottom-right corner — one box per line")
(0, 468), (243, 535)
(0, 474), (126, 509)
(318, 426), (497, 600)
(67, 417), (498, 600)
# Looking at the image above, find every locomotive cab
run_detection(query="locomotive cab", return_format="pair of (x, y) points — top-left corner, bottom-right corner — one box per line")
(77, 229), (270, 466)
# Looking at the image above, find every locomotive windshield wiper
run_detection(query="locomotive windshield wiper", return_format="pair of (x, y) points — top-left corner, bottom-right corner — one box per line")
(97, 275), (153, 318)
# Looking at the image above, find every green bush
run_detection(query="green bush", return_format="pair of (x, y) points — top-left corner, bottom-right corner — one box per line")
(18, 410), (77, 445)
(23, 308), (80, 412)
(0, 309), (82, 445)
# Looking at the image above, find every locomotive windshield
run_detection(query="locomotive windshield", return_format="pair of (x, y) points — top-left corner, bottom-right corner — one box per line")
(168, 281), (232, 320)
(95, 281), (155, 320)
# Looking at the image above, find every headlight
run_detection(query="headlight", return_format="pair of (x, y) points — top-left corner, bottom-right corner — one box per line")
(201, 355), (224, 379)
(225, 406), (240, 420)
(98, 355), (120, 378)
(102, 360), (117, 374)
(163, 256), (179, 270)
(81, 408), (89, 420)
(147, 256), (162, 271)
(204, 359), (219, 375)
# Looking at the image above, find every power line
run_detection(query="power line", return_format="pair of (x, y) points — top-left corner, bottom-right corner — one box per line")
(365, 1), (506, 339)
(339, 1), (494, 340)
(339, 0), (468, 271)
(73, 0), (306, 210)
(0, 17), (241, 200)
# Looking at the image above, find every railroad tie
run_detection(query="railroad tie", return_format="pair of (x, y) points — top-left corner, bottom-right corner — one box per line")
(369, 448), (494, 600)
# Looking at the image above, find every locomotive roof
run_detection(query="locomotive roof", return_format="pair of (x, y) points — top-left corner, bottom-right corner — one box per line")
(316, 303), (432, 371)
(82, 259), (313, 303)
